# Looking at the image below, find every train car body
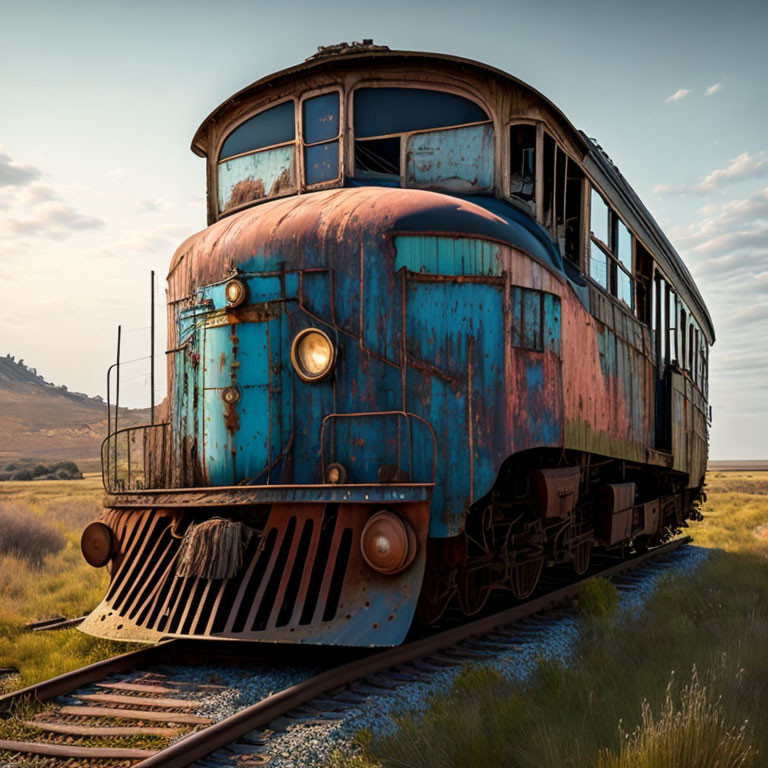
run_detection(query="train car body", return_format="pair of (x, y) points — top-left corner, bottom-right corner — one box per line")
(80, 44), (714, 646)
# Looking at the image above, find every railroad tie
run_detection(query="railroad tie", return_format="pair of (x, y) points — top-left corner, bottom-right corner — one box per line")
(57, 704), (213, 724)
(0, 739), (158, 759)
(77, 692), (200, 708)
(24, 720), (183, 738)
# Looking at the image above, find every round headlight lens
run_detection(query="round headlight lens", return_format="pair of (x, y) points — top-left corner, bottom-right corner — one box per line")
(81, 521), (115, 568)
(360, 510), (417, 576)
(225, 278), (247, 307)
(291, 328), (335, 382)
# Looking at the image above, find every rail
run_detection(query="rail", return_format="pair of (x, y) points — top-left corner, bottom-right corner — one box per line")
(101, 422), (170, 493)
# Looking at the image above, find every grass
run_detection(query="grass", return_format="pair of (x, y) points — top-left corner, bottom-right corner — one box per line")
(0, 475), (135, 692)
(330, 471), (768, 768)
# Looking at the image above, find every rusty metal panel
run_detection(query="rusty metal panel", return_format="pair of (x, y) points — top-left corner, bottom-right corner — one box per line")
(406, 124), (494, 193)
(532, 467), (580, 519)
(599, 483), (635, 545)
(639, 499), (660, 537)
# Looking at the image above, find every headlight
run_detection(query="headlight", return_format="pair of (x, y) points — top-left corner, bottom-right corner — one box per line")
(360, 510), (417, 575)
(290, 328), (335, 382)
(225, 278), (248, 307)
(81, 521), (115, 568)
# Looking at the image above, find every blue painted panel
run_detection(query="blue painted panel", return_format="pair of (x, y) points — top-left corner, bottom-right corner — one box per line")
(405, 279), (506, 536)
(200, 273), (299, 310)
(543, 293), (561, 356)
(394, 236), (501, 277)
(406, 124), (494, 192)
(218, 146), (295, 212)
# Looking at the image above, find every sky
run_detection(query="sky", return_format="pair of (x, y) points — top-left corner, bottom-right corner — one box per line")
(0, 0), (766, 459)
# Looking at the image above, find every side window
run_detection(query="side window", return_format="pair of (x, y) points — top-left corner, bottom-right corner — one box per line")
(667, 289), (678, 364)
(509, 124), (536, 205)
(589, 189), (609, 289)
(680, 307), (687, 369)
(353, 88), (489, 183)
(616, 220), (633, 308)
(540, 132), (584, 267)
(217, 101), (296, 213)
(588, 186), (635, 311)
(302, 91), (341, 186)
(510, 288), (561, 355)
(406, 123), (494, 192)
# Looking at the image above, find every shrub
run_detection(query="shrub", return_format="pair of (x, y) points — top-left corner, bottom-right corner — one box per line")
(10, 470), (33, 482)
(0, 505), (65, 566)
(578, 576), (619, 618)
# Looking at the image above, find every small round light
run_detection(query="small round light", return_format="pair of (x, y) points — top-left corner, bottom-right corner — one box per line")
(221, 386), (240, 405)
(360, 510), (417, 575)
(225, 278), (247, 307)
(326, 462), (347, 484)
(290, 328), (335, 382)
(81, 522), (115, 568)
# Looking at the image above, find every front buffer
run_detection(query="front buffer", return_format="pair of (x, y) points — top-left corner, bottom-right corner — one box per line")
(79, 485), (431, 647)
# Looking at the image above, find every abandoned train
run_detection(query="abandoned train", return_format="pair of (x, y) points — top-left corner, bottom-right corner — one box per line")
(80, 44), (714, 646)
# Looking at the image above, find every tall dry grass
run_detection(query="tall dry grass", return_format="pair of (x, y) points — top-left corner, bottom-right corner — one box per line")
(0, 476), (132, 690)
(599, 666), (754, 768)
(330, 471), (768, 768)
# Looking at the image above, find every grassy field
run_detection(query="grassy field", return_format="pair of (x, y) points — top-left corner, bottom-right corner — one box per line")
(0, 475), (133, 692)
(331, 472), (768, 768)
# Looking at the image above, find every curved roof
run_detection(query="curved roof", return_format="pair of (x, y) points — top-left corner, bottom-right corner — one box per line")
(190, 49), (587, 158)
(189, 48), (714, 343)
(168, 186), (562, 288)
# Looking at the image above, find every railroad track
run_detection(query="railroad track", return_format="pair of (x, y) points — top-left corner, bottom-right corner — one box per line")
(0, 536), (692, 768)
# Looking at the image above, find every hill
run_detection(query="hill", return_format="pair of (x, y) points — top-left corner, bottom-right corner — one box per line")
(0, 355), (150, 467)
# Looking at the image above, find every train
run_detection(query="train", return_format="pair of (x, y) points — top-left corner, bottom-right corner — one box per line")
(79, 42), (714, 646)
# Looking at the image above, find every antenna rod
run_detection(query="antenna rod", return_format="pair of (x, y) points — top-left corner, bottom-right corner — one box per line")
(150, 270), (155, 425)
(114, 325), (121, 487)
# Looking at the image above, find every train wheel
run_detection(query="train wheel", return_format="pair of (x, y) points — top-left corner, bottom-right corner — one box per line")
(457, 565), (491, 616)
(572, 539), (592, 576)
(510, 558), (543, 599)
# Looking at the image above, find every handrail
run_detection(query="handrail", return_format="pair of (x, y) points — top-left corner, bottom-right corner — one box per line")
(101, 422), (170, 493)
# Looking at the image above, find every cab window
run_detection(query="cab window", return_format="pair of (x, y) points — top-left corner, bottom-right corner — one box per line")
(217, 101), (297, 213)
(353, 87), (491, 190)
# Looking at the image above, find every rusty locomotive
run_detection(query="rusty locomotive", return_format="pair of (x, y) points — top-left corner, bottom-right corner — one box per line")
(80, 43), (713, 646)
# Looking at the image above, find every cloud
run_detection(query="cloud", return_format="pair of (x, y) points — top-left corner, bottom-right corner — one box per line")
(697, 152), (768, 191)
(23, 184), (59, 206)
(671, 187), (768, 281)
(108, 167), (125, 179)
(0, 152), (43, 187)
(728, 303), (768, 326)
(666, 88), (691, 103)
(705, 82), (723, 96)
(656, 152), (768, 196)
(2, 203), (105, 240)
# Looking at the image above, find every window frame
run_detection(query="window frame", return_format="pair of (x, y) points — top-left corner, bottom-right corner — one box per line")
(299, 85), (345, 191)
(587, 185), (635, 313)
(349, 82), (494, 188)
(213, 96), (299, 216)
(506, 119), (539, 209)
